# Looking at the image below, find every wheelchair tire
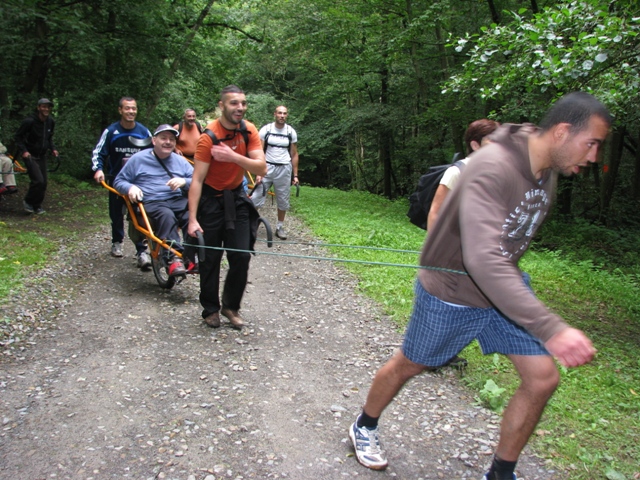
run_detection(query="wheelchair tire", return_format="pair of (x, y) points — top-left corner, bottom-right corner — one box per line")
(258, 216), (273, 248)
(150, 242), (176, 289)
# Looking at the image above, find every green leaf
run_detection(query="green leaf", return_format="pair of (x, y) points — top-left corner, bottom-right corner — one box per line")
(605, 469), (626, 480)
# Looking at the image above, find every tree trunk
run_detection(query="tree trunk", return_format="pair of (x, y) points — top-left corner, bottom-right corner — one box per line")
(102, 7), (117, 129)
(634, 128), (640, 199)
(21, 15), (50, 98)
(599, 126), (624, 225)
(379, 62), (393, 198)
(486, 0), (500, 24)
(434, 23), (463, 159)
(406, 0), (428, 102)
(530, 0), (539, 14)
(557, 175), (573, 215)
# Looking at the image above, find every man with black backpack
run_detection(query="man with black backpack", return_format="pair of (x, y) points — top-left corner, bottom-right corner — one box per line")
(251, 105), (299, 240)
(187, 85), (266, 331)
(173, 108), (203, 161)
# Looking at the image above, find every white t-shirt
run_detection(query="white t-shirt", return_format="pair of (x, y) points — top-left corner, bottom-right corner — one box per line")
(259, 123), (298, 164)
(439, 157), (470, 191)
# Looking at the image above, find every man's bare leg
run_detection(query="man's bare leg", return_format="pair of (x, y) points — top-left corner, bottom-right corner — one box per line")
(362, 350), (428, 417)
(350, 350), (428, 470)
(495, 354), (559, 461)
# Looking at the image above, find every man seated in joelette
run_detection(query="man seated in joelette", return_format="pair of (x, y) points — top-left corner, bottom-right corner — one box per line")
(114, 124), (194, 277)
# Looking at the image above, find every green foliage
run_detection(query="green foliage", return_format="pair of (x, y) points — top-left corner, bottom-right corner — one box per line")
(0, 176), (108, 299)
(533, 217), (640, 276)
(444, 0), (640, 122)
(0, 225), (53, 299)
(294, 187), (424, 320)
(478, 379), (507, 413)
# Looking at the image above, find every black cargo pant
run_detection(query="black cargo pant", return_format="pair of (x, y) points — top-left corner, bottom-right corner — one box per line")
(197, 185), (252, 318)
(23, 155), (47, 209)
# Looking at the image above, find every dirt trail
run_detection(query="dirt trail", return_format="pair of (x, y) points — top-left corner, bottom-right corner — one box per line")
(0, 202), (560, 479)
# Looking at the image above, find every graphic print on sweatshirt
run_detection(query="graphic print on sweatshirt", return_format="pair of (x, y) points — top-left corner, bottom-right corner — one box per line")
(500, 188), (551, 259)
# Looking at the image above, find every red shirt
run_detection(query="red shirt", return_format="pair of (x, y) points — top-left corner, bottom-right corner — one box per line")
(194, 119), (261, 191)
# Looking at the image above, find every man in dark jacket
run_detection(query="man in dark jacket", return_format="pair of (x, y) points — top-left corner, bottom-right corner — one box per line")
(15, 98), (59, 214)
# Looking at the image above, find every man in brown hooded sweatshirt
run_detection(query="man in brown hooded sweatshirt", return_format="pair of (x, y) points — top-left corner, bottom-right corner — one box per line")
(349, 92), (611, 480)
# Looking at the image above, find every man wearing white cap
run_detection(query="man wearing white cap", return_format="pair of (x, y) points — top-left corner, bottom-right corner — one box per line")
(114, 124), (194, 277)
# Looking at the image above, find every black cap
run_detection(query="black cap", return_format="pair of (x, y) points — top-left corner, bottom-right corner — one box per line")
(38, 98), (54, 107)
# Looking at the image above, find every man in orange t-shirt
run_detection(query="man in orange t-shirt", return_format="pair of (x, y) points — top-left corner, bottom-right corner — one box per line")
(173, 108), (203, 161)
(188, 85), (266, 330)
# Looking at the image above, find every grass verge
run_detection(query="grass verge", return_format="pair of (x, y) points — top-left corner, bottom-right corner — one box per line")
(293, 186), (640, 480)
(0, 174), (108, 300)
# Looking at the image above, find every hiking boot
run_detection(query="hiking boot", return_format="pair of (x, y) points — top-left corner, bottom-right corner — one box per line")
(111, 242), (124, 257)
(137, 251), (151, 270)
(5, 186), (18, 195)
(204, 312), (220, 328)
(482, 474), (517, 480)
(220, 307), (245, 330)
(34, 207), (45, 215)
(447, 355), (468, 369)
(168, 258), (186, 276)
(23, 201), (35, 214)
(349, 421), (388, 470)
(275, 226), (287, 240)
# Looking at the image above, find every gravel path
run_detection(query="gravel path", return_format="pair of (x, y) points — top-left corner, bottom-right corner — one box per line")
(0, 205), (561, 479)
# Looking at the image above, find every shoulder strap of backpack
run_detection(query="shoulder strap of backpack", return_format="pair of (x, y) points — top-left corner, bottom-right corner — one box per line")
(195, 120), (203, 134)
(262, 123), (273, 152)
(204, 121), (250, 157)
(204, 128), (219, 145)
(238, 119), (250, 148)
(177, 121), (183, 136)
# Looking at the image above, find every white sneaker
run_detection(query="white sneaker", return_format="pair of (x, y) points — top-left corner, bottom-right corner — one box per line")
(111, 242), (123, 257)
(349, 421), (388, 470)
(137, 251), (151, 270)
(275, 226), (287, 240)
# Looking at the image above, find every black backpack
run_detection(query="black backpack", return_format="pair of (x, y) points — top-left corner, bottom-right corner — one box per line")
(262, 123), (293, 153)
(204, 120), (250, 149)
(407, 153), (465, 230)
(178, 119), (204, 135)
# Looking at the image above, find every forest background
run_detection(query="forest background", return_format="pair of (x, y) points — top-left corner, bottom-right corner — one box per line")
(1, 0), (640, 228)
(1, 1), (640, 478)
